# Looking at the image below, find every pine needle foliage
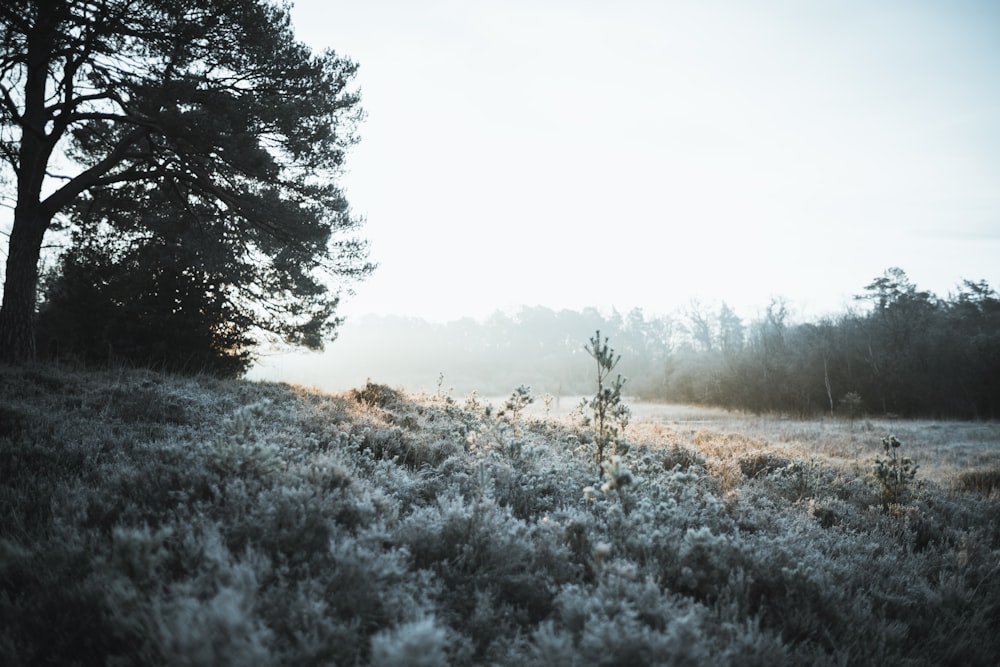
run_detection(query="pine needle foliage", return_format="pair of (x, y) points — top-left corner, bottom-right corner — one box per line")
(582, 330), (631, 474)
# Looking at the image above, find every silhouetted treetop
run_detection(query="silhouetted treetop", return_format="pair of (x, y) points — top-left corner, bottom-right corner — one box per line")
(1, 0), (373, 364)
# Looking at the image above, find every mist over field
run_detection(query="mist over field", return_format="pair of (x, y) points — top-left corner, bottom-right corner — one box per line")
(252, 269), (1000, 420)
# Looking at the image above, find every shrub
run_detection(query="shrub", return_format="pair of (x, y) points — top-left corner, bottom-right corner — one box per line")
(953, 468), (1000, 496)
(872, 435), (919, 505)
(3, 365), (999, 665)
(349, 381), (405, 411)
(370, 617), (450, 667)
(598, 455), (636, 512)
(499, 385), (534, 427)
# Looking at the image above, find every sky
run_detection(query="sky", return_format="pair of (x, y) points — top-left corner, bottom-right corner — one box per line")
(285, 0), (1000, 326)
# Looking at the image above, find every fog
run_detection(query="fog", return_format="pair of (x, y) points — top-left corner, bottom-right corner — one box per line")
(248, 307), (674, 398)
(249, 270), (1000, 420)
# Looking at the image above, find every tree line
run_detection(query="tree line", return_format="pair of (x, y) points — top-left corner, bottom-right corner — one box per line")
(663, 268), (1000, 419)
(318, 269), (999, 420)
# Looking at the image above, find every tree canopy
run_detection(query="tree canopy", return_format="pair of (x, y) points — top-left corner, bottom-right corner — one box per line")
(0, 0), (373, 365)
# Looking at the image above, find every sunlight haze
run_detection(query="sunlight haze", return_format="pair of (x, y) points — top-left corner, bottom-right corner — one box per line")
(286, 0), (1000, 323)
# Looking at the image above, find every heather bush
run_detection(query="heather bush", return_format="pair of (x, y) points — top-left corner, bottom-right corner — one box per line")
(2, 364), (999, 665)
(370, 616), (450, 667)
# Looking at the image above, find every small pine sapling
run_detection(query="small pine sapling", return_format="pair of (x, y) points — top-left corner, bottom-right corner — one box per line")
(542, 393), (554, 419)
(581, 330), (631, 475)
(500, 385), (534, 425)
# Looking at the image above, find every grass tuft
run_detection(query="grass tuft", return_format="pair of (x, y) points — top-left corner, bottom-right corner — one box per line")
(954, 467), (1000, 496)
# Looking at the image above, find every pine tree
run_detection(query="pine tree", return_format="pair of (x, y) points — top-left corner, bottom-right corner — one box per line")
(0, 0), (373, 363)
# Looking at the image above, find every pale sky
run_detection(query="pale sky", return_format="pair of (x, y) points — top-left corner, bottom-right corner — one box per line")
(290, 0), (1000, 323)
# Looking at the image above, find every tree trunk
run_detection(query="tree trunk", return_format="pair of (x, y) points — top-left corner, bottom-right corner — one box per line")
(0, 210), (49, 364)
(0, 4), (59, 364)
(824, 357), (834, 417)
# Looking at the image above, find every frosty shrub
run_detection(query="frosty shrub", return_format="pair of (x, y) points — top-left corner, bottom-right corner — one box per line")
(370, 617), (449, 667)
(872, 434), (919, 505)
(675, 526), (739, 601)
(211, 399), (283, 477)
(2, 365), (999, 665)
(350, 381), (405, 411)
(499, 384), (534, 427)
(598, 455), (635, 512)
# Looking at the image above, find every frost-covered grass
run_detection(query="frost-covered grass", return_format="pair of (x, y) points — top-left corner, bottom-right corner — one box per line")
(633, 410), (1000, 484)
(1, 365), (999, 666)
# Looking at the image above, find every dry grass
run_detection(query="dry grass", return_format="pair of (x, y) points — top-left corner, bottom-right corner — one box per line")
(606, 403), (1000, 486)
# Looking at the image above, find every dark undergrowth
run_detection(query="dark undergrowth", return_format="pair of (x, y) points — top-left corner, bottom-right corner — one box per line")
(1, 365), (998, 666)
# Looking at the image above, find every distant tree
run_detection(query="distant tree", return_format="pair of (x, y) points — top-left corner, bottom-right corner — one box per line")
(763, 297), (789, 352)
(944, 280), (1000, 417)
(786, 321), (838, 416)
(731, 297), (790, 412)
(684, 300), (715, 353)
(0, 0), (373, 364)
(852, 268), (938, 413)
(950, 279), (1000, 335)
(618, 307), (674, 396)
(717, 302), (744, 356)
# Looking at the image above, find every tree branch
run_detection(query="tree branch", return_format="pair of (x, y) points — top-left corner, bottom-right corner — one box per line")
(41, 124), (148, 213)
(0, 81), (21, 122)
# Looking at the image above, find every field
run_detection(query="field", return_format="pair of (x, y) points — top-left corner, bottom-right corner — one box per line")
(2, 365), (999, 666)
(496, 394), (1000, 483)
(631, 405), (1000, 484)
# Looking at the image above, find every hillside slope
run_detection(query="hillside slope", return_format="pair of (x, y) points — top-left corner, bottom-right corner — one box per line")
(1, 365), (998, 666)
